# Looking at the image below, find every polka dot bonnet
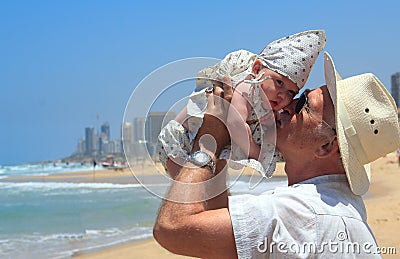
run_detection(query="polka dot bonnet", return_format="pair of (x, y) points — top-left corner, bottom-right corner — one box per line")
(258, 30), (326, 90)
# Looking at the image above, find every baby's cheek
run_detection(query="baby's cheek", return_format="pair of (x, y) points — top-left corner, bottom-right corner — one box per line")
(278, 94), (295, 109)
(280, 98), (292, 108)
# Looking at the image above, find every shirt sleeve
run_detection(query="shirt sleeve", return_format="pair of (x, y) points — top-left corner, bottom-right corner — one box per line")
(228, 189), (318, 258)
(228, 193), (277, 259)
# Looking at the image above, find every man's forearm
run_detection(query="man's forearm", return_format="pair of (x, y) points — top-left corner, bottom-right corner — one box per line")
(157, 160), (229, 224)
(158, 112), (231, 224)
(154, 159), (230, 257)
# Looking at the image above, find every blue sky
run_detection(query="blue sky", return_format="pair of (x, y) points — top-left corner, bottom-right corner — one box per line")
(1, 1), (399, 165)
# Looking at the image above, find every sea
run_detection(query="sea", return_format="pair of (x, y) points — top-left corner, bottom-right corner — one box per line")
(0, 162), (287, 258)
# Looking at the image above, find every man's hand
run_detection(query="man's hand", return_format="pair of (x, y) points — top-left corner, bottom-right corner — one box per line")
(193, 76), (233, 156)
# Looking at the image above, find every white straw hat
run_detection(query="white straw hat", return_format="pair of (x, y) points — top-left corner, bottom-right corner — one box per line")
(324, 52), (400, 195)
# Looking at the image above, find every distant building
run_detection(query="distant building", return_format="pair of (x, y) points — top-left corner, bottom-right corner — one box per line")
(104, 139), (123, 154)
(97, 122), (111, 155)
(145, 111), (176, 156)
(133, 117), (146, 142)
(391, 72), (400, 107)
(122, 122), (134, 155)
(122, 122), (134, 145)
(98, 134), (108, 155)
(76, 138), (85, 155)
(101, 122), (110, 141)
(85, 126), (95, 155)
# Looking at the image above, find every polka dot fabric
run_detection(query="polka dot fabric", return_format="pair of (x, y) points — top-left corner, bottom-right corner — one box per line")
(196, 50), (256, 91)
(258, 30), (326, 90)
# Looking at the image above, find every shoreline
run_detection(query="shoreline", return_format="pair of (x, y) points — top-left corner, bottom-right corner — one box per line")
(0, 161), (288, 185)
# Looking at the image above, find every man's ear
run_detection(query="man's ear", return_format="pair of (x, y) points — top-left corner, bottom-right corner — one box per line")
(252, 59), (263, 74)
(315, 136), (339, 158)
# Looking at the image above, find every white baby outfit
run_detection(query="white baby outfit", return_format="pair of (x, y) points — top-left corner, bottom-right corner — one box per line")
(157, 30), (326, 177)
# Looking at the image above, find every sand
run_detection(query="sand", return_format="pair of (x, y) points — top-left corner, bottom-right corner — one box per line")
(364, 152), (400, 258)
(75, 239), (187, 259)
(2, 154), (399, 258)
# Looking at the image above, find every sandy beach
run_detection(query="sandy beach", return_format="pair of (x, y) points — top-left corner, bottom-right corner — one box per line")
(3, 154), (399, 258)
(364, 152), (400, 258)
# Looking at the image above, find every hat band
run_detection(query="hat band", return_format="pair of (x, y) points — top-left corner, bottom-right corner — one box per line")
(337, 94), (369, 165)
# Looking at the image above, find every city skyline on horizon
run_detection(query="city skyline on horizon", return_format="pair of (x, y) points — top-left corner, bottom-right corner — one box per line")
(68, 111), (176, 164)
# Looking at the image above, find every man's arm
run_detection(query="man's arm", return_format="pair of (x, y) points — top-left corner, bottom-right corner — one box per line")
(153, 162), (236, 258)
(154, 82), (238, 258)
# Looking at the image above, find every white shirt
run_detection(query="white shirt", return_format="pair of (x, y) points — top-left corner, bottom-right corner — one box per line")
(229, 174), (381, 258)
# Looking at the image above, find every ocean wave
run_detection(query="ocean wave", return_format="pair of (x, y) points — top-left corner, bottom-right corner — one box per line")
(0, 181), (166, 192)
(36, 227), (131, 242)
(0, 181), (169, 198)
(0, 226), (153, 258)
(0, 162), (98, 178)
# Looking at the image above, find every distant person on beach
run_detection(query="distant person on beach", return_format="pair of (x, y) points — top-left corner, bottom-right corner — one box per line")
(157, 30), (326, 179)
(153, 52), (400, 258)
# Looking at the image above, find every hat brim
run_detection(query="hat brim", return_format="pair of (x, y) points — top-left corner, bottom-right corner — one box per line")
(324, 52), (370, 196)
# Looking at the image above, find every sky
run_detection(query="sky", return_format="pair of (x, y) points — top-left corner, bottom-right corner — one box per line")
(1, 0), (399, 165)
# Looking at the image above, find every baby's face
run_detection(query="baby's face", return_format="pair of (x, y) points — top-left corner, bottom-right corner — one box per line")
(257, 68), (299, 111)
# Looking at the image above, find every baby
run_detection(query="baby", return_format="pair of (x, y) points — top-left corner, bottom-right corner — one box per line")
(157, 30), (326, 178)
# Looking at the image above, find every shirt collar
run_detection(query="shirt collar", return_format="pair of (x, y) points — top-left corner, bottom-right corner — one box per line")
(296, 174), (348, 185)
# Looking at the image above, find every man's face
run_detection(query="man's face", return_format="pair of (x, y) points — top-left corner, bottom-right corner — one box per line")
(275, 86), (336, 156)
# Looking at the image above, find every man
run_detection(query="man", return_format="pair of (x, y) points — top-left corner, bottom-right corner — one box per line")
(153, 53), (400, 258)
